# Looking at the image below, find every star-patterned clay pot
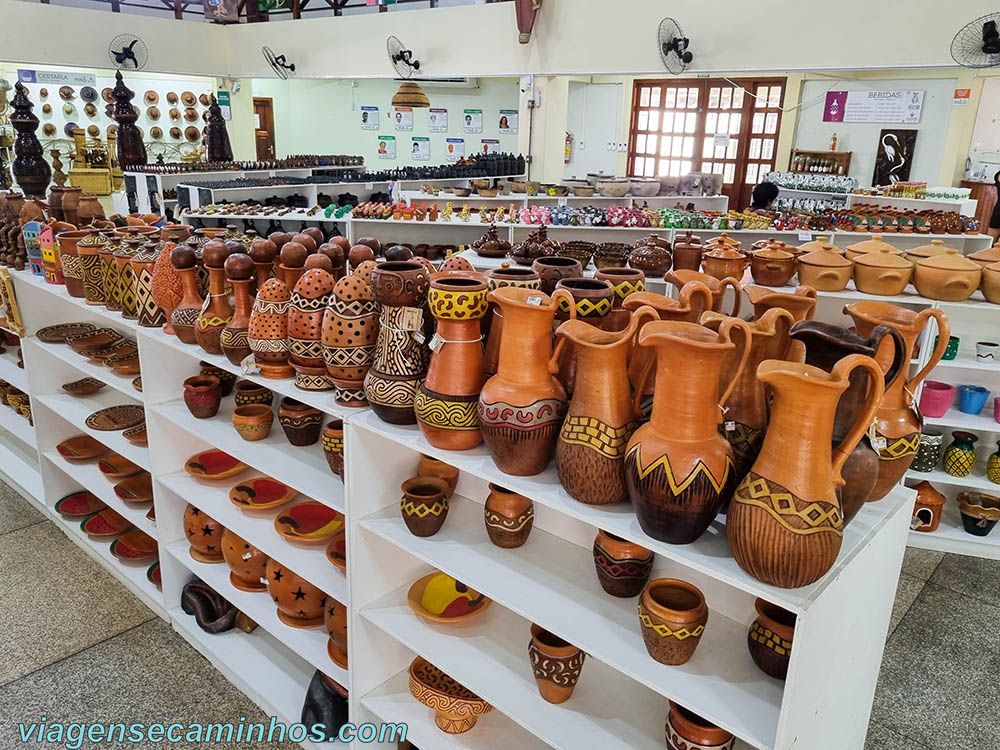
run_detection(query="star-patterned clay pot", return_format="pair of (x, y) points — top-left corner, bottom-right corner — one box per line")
(183, 503), (225, 563)
(221, 527), (269, 592)
(265, 558), (327, 628)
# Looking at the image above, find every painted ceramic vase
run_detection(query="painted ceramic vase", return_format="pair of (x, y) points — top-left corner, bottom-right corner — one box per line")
(727, 355), (884, 588)
(638, 578), (708, 665)
(416, 273), (489, 450)
(528, 624), (585, 704)
(277, 397), (323, 446)
(321, 271), (378, 397)
(478, 287), (574, 476)
(231, 404), (274, 441)
(324, 598), (348, 668)
(592, 529), (653, 598)
(944, 431), (978, 478)
(988, 441), (1000, 485)
(221, 528), (269, 592)
(265, 558), (327, 628)
(183, 375), (222, 419)
(99, 242), (122, 312)
(170, 250), (203, 343)
(234, 381), (273, 407)
(911, 428), (944, 473)
(417, 455), (459, 498)
(400, 476), (450, 537)
(130, 243), (167, 327)
(56, 229), (90, 297)
(195, 264), (233, 355)
(221, 254), (254, 366)
(844, 302), (949, 502)
(747, 598), (795, 680)
(958, 491), (1000, 536)
(249, 277), (293, 379)
(484, 483), (533, 548)
(289, 268), (335, 389)
(483, 265), (541, 376)
(183, 504), (225, 563)
(666, 702), (735, 750)
(553, 305), (658, 505)
(78, 232), (108, 306)
(624, 319), (751, 544)
(322, 420), (344, 478)
(552, 277), (615, 395)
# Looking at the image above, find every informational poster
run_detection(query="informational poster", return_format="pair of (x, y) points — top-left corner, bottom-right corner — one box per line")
(823, 90), (924, 124)
(393, 107), (413, 131)
(463, 109), (483, 133)
(361, 106), (379, 130)
(954, 88), (971, 106)
(481, 138), (500, 154)
(446, 138), (465, 162)
(411, 137), (430, 161)
(428, 108), (448, 133)
(17, 69), (95, 86)
(377, 135), (396, 159)
(216, 91), (231, 120)
(499, 109), (518, 134)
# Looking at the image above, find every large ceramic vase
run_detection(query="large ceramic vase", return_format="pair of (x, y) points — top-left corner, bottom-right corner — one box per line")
(195, 265), (233, 356)
(478, 287), (574, 476)
(170, 245), (203, 343)
(416, 273), (489, 450)
(77, 232), (108, 306)
(553, 305), (658, 505)
(727, 355), (884, 588)
(115, 240), (141, 321)
(551, 277), (615, 396)
(249, 277), (293, 379)
(99, 241), (122, 312)
(56, 229), (90, 297)
(130, 243), (167, 328)
(789, 320), (906, 523)
(221, 257), (254, 365)
(844, 302), (949, 503)
(322, 269), (378, 402)
(483, 266), (541, 376)
(624, 319), (751, 544)
(289, 268), (335, 391)
(701, 308), (795, 489)
(364, 261), (431, 424)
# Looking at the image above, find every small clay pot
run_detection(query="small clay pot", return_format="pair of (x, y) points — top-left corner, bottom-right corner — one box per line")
(200, 361), (236, 396)
(324, 598), (349, 668)
(183, 504), (225, 563)
(747, 598), (795, 680)
(183, 375), (222, 419)
(233, 380), (273, 407)
(484, 484), (533, 548)
(528, 624), (585, 704)
(277, 397), (323, 446)
(231, 404), (274, 442)
(221, 528), (269, 592)
(532, 256), (583, 295)
(666, 702), (735, 750)
(638, 578), (708, 666)
(321, 420), (344, 478)
(592, 530), (653, 598)
(400, 476), (449, 537)
(370, 261), (430, 307)
(416, 455), (459, 498)
(265, 558), (327, 628)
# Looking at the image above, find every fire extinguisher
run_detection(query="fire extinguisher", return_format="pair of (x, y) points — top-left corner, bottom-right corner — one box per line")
(564, 132), (573, 164)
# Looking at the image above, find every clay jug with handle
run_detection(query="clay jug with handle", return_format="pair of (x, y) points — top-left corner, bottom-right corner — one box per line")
(665, 269), (742, 317)
(843, 301), (949, 503)
(727, 354), (884, 588)
(552, 304), (659, 505)
(624, 317), (751, 544)
(744, 285), (817, 362)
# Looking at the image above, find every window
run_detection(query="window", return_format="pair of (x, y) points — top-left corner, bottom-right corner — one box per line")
(627, 77), (786, 208)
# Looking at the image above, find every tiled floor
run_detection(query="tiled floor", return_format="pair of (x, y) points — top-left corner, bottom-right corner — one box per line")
(0, 482), (987, 749)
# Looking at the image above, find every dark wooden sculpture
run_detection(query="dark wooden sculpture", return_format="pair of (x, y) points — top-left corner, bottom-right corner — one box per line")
(10, 83), (51, 198)
(110, 71), (147, 169)
(204, 95), (233, 163)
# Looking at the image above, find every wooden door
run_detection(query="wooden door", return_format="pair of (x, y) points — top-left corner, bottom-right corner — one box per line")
(253, 97), (275, 161)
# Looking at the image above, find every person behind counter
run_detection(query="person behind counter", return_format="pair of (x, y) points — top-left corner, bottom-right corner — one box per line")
(749, 181), (780, 211)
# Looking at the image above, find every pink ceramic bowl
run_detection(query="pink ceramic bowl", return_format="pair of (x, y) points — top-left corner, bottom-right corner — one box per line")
(919, 381), (955, 418)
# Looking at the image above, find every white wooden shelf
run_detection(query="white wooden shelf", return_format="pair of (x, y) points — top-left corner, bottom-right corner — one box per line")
(905, 467), (1000, 494)
(924, 407), (1000, 434)
(906, 496), (1000, 560)
(846, 193), (978, 216)
(0, 346), (28, 391)
(31, 338), (141, 399)
(0, 430), (43, 510)
(0, 401), (35, 448)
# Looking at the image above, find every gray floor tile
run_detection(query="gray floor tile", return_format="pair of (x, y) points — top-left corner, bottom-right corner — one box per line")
(888, 574), (923, 636)
(900, 547), (944, 581)
(929, 552), (1000, 606)
(0, 480), (45, 536)
(0, 521), (154, 685)
(871, 583), (1000, 748)
(0, 619), (297, 749)
(865, 722), (931, 749)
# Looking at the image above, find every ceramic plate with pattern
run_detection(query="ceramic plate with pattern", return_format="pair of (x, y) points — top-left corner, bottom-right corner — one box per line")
(56, 435), (109, 461)
(98, 453), (144, 480)
(406, 572), (492, 624)
(146, 560), (161, 588)
(122, 424), (147, 446)
(61, 377), (107, 396)
(66, 328), (123, 354)
(110, 529), (158, 564)
(85, 404), (144, 431)
(273, 501), (344, 544)
(325, 529), (346, 573)
(132, 377), (143, 392)
(37, 322), (96, 344)
(228, 477), (297, 511)
(185, 450), (248, 480)
(113, 473), (153, 504)
(54, 490), (106, 518)
(80, 508), (132, 538)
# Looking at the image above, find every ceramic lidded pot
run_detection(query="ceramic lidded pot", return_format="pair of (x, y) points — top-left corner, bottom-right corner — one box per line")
(638, 578), (708, 665)
(796, 245), (853, 291)
(321, 420), (344, 478)
(747, 598), (795, 680)
(852, 247), (914, 296)
(277, 397), (323, 445)
(400, 476), (449, 537)
(183, 375), (222, 419)
(905, 238), (949, 261)
(266, 558), (327, 628)
(628, 233), (672, 277)
(528, 624), (585, 704)
(183, 504), (225, 563)
(967, 243), (1000, 271)
(417, 455), (459, 497)
(844, 234), (902, 262)
(531, 255), (582, 295)
(958, 491), (1000, 536)
(701, 244), (747, 282)
(983, 261), (1000, 304)
(666, 702), (735, 750)
(671, 231), (704, 271)
(484, 484), (533, 548)
(289, 268), (336, 391)
(749, 245), (796, 287)
(911, 480), (946, 532)
(195, 240), (233, 355)
(234, 381), (273, 407)
(510, 225), (559, 266)
(592, 530), (653, 598)
(221, 528), (269, 592)
(913, 249), (982, 301)
(248, 277), (293, 379)
(231, 404), (274, 441)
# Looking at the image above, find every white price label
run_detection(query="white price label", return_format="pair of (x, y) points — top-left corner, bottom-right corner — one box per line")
(797, 230), (813, 242)
(240, 354), (260, 375)
(365, 182), (374, 190)
(526, 295), (543, 306)
(724, 421), (736, 431)
(557, 197), (568, 207)
(428, 333), (444, 352)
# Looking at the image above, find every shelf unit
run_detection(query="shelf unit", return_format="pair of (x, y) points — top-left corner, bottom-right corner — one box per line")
(845, 193), (978, 217)
(788, 149), (852, 175)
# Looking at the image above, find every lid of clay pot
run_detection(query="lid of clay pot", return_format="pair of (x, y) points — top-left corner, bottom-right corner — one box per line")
(916, 248), (981, 271)
(799, 245), (852, 268)
(704, 245), (745, 260)
(855, 246), (914, 270)
(753, 245), (794, 260)
(907, 239), (952, 259)
(969, 244), (1000, 265)
(798, 235), (840, 254)
(914, 481), (946, 506)
(845, 234), (901, 256)
(181, 91), (197, 106)
(705, 232), (741, 249)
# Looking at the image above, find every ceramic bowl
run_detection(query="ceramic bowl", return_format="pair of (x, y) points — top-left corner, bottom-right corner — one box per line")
(596, 178), (630, 198)
(406, 572), (491, 624)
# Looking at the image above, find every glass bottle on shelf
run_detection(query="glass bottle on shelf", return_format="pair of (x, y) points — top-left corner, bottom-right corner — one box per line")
(830, 133), (838, 151)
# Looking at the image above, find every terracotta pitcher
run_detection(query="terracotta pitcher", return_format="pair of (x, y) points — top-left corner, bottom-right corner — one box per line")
(220, 253), (254, 365)
(789, 320), (906, 523)
(701, 307), (795, 488)
(744, 285), (817, 362)
(844, 301), (949, 503)
(665, 269), (742, 317)
(478, 286), (575, 476)
(552, 304), (659, 505)
(727, 355), (884, 588)
(195, 262), (233, 356)
(624, 318), (751, 544)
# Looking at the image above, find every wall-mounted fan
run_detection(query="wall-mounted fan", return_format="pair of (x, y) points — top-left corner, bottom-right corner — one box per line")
(387, 35), (421, 78)
(952, 14), (1000, 68)
(109, 34), (148, 70)
(657, 18), (693, 75)
(263, 46), (296, 80)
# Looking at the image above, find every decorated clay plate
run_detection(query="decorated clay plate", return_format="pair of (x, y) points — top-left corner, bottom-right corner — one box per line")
(406, 572), (492, 624)
(86, 339), (137, 362)
(98, 453), (144, 480)
(61, 377), (106, 396)
(229, 477), (297, 511)
(145, 505), (156, 523)
(81, 508), (132, 538)
(185, 450), (248, 480)
(122, 424), (148, 446)
(85, 404), (145, 431)
(132, 377), (143, 392)
(146, 560), (162, 588)
(325, 529), (346, 573)
(54, 490), (106, 518)
(274, 501), (344, 544)
(56, 435), (109, 461)
(66, 328), (123, 354)
(110, 529), (158, 564)
(37, 322), (97, 344)
(113, 473), (153, 504)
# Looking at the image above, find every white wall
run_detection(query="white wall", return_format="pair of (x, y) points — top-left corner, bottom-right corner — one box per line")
(969, 78), (1000, 159)
(563, 81), (623, 180)
(249, 77), (520, 166)
(792, 77), (958, 184)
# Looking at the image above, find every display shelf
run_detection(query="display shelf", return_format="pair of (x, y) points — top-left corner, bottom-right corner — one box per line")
(165, 541), (348, 685)
(905, 467), (1000, 494)
(12, 271), (141, 334)
(150, 399), (342, 513)
(181, 211), (333, 224)
(937, 293), (1000, 313)
(846, 193), (978, 216)
(776, 187), (848, 198)
(158, 469), (347, 604)
(0, 430), (43, 511)
(31, 338), (141, 399)
(924, 407), (1000, 433)
(0, 401), (35, 449)
(765, 279), (931, 306)
(43, 450), (155, 536)
(905, 496), (1000, 560)
(359, 496), (781, 748)
(0, 346), (28, 392)
(929, 355), (1000, 373)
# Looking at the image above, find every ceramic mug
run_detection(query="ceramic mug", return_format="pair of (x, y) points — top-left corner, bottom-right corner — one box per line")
(958, 385), (991, 415)
(935, 335), (960, 361)
(918, 381), (955, 418)
(976, 341), (1000, 363)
